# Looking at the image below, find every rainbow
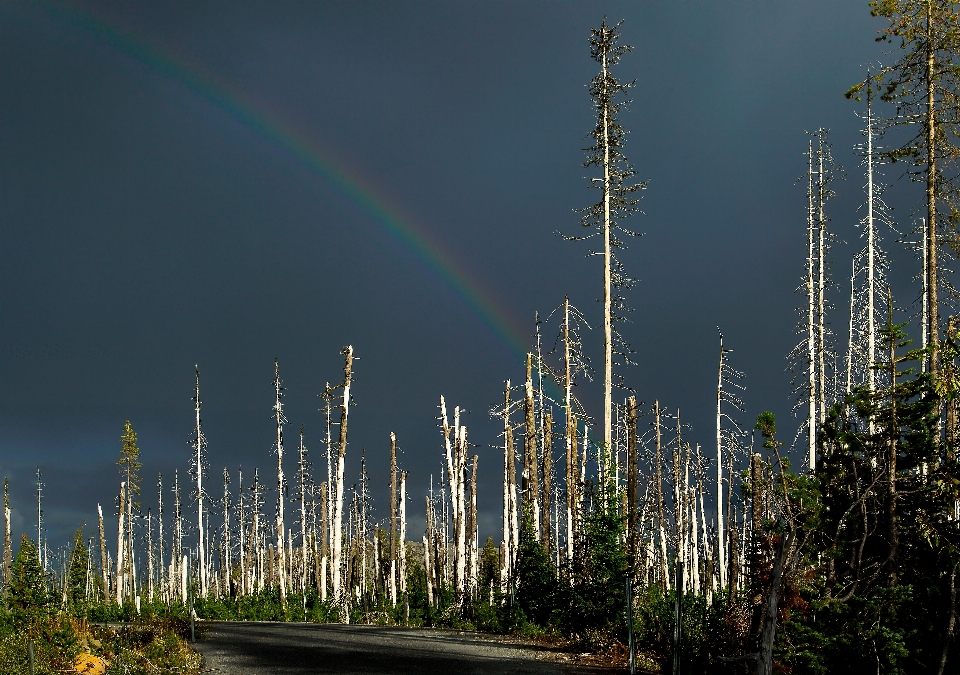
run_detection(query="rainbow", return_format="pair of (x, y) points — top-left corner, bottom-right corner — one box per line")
(39, 1), (534, 362)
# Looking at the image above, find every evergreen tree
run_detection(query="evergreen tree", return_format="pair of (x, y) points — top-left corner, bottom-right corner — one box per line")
(8, 534), (47, 622)
(570, 485), (627, 637)
(66, 527), (88, 610)
(118, 420), (142, 504)
(805, 304), (960, 672)
(514, 508), (558, 627)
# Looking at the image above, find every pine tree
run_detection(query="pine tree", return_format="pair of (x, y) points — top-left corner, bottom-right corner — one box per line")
(67, 527), (88, 610)
(118, 420), (142, 503)
(9, 535), (47, 623)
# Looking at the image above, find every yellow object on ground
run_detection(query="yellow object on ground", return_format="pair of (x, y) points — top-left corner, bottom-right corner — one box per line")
(74, 653), (107, 674)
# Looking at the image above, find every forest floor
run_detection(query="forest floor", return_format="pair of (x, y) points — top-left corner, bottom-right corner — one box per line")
(192, 621), (631, 674)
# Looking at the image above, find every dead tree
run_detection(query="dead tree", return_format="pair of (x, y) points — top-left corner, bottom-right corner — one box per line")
(390, 432), (398, 605)
(716, 330), (745, 589)
(626, 396), (639, 571)
(332, 346), (354, 609)
(789, 132), (841, 471)
(296, 426), (310, 595)
(190, 368), (209, 596)
(523, 355), (540, 536)
(562, 21), (643, 452)
(271, 360), (288, 600)
(3, 479), (10, 592)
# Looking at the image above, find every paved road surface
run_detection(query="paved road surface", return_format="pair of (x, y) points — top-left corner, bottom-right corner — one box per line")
(193, 621), (615, 674)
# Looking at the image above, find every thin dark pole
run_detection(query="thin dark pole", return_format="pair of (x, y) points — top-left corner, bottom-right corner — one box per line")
(673, 556), (682, 675)
(626, 575), (635, 674)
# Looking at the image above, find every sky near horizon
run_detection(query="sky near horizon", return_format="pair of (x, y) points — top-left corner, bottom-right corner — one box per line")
(0, 1), (921, 553)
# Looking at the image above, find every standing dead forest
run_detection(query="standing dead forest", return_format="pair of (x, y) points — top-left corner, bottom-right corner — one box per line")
(9, 5), (960, 675)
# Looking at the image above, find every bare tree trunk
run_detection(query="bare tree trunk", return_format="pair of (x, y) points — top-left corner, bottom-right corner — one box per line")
(399, 471), (407, 599)
(272, 360), (287, 602)
(298, 428), (307, 596)
(816, 138), (827, 433)
(332, 346), (353, 609)
(524, 355), (540, 536)
(147, 509), (154, 601)
(97, 504), (108, 601)
(541, 412), (552, 553)
(320, 482), (328, 600)
(654, 401), (668, 590)
(502, 381), (517, 585)
(425, 496), (434, 607)
(887, 292), (900, 587)
(563, 298), (576, 564)
(456, 424), (467, 600)
(194, 368), (207, 597)
(223, 468), (232, 597)
(390, 432), (398, 606)
(601, 49), (613, 452)
(807, 140), (818, 471)
(157, 474), (165, 602)
(2, 479), (10, 592)
(117, 482), (126, 604)
(468, 459), (477, 596)
(423, 533), (433, 609)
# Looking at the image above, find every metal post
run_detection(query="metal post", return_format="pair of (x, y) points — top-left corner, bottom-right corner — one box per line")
(28, 638), (35, 675)
(626, 575), (635, 675)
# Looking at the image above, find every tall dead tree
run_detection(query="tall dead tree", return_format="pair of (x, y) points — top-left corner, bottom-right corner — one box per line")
(789, 132), (840, 471)
(550, 297), (592, 564)
(390, 432), (398, 605)
(716, 330), (745, 589)
(189, 369), (208, 596)
(523, 355), (540, 536)
(499, 381), (519, 588)
(271, 360), (288, 599)
(3, 479), (10, 592)
(564, 20), (643, 451)
(626, 396), (638, 570)
(222, 468), (231, 596)
(398, 470), (407, 601)
(332, 346), (354, 608)
(541, 411), (553, 553)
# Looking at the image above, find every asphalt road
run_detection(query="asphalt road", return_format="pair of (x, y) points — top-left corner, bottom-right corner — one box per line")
(193, 622), (616, 675)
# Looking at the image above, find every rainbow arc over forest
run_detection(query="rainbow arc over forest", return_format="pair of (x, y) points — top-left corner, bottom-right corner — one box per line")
(47, 1), (531, 361)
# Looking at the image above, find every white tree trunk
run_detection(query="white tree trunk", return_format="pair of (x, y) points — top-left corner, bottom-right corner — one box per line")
(117, 482), (125, 604)
(273, 360), (287, 601)
(332, 347), (353, 609)
(399, 471), (407, 597)
(807, 140), (817, 471)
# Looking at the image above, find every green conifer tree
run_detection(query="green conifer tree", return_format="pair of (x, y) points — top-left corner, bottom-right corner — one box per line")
(9, 534), (48, 623)
(118, 420), (142, 504)
(66, 527), (88, 610)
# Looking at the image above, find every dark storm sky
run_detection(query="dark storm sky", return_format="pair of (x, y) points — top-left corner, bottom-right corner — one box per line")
(0, 1), (919, 549)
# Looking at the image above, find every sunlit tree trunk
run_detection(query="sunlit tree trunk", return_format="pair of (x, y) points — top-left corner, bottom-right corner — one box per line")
(332, 347), (353, 610)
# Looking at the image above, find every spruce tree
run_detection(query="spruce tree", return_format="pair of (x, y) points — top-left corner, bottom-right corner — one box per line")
(67, 527), (88, 610)
(9, 534), (47, 623)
